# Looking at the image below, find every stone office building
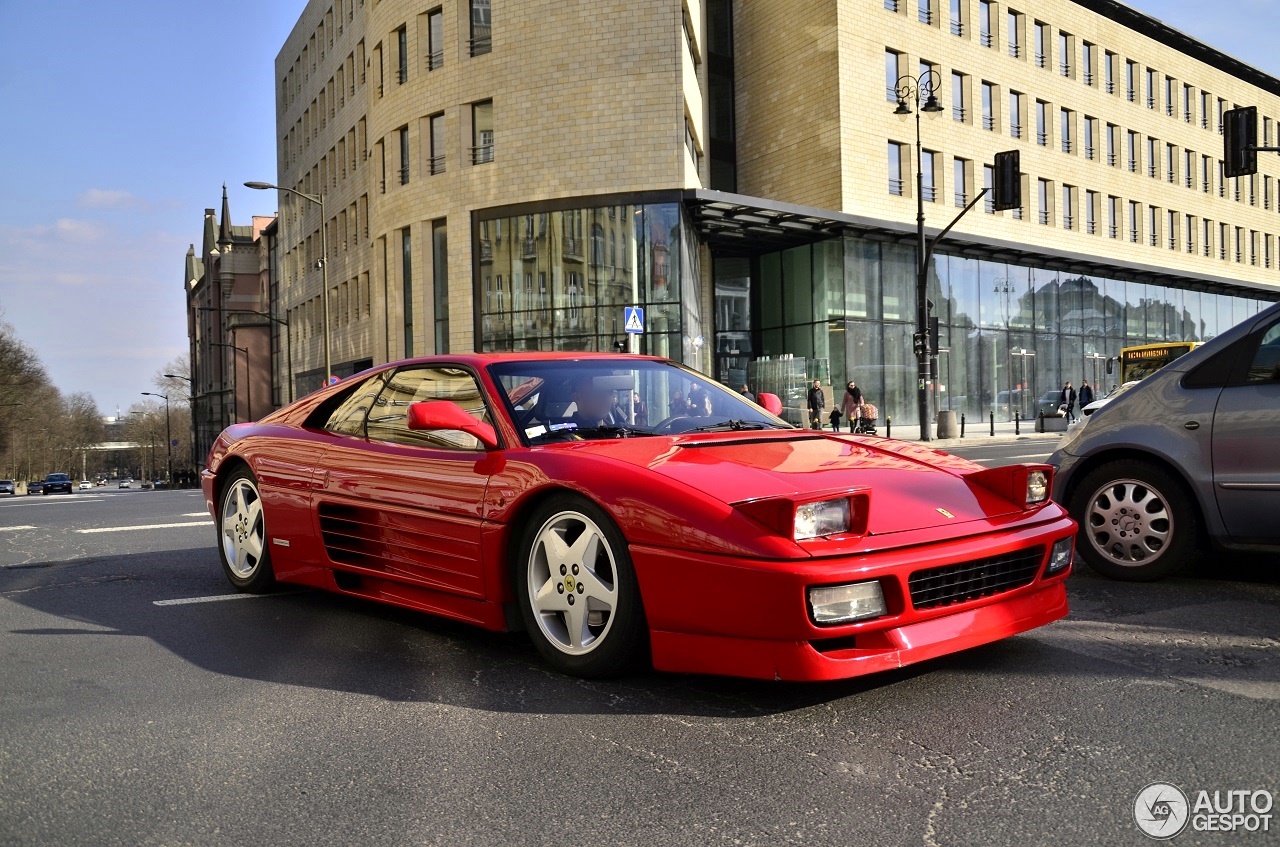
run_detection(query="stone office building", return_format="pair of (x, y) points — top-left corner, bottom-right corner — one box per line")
(251, 0), (1279, 428)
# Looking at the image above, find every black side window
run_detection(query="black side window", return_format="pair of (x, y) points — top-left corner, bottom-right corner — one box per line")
(1244, 323), (1280, 384)
(318, 372), (390, 436)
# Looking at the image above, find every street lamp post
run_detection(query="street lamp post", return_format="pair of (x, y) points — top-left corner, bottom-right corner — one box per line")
(211, 343), (249, 423)
(141, 393), (172, 486)
(164, 374), (195, 469)
(245, 181), (329, 389)
(894, 70), (945, 441)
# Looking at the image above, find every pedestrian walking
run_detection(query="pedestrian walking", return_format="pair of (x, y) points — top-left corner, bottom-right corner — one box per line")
(840, 381), (863, 433)
(1059, 380), (1077, 423)
(806, 379), (825, 429)
(1078, 379), (1094, 409)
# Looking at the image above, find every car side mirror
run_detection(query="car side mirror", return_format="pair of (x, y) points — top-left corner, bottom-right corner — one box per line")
(757, 392), (784, 416)
(406, 401), (499, 449)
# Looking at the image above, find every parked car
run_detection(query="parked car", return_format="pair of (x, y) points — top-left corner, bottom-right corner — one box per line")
(204, 352), (1075, 681)
(118, 478), (132, 489)
(42, 472), (73, 495)
(1050, 301), (1280, 581)
(0, 479), (14, 496)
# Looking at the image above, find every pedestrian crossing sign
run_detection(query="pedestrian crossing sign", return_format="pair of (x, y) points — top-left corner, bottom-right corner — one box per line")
(624, 306), (644, 334)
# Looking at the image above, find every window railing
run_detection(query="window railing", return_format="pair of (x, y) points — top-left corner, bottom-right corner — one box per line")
(1220, 244), (1227, 259)
(1060, 62), (1070, 77)
(950, 20), (963, 35)
(1148, 163), (1157, 178)
(923, 185), (937, 201)
(1037, 131), (1048, 146)
(398, 64), (407, 84)
(889, 178), (904, 196)
(1149, 233), (1158, 246)
(919, 7), (933, 24)
(1105, 80), (1115, 94)
(427, 49), (443, 70)
(1165, 103), (1173, 116)
(952, 105), (966, 121)
(400, 166), (409, 185)
(885, 0), (898, 10)
(1203, 182), (1210, 194)
(1087, 220), (1096, 234)
(1203, 243), (1210, 257)
(1010, 122), (1022, 139)
(429, 154), (445, 175)
(1126, 88), (1136, 102)
(1085, 145), (1095, 160)
(522, 238), (537, 259)
(980, 31), (993, 47)
(1184, 111), (1192, 123)
(469, 26), (492, 57)
(1167, 170), (1175, 184)
(1039, 210), (1050, 224)
(1109, 224), (1119, 238)
(1083, 71), (1093, 85)
(955, 190), (968, 207)
(1008, 43), (1020, 58)
(983, 114), (996, 130)
(1130, 229), (1139, 243)
(1035, 52), (1046, 68)
(985, 195), (996, 213)
(1201, 116), (1209, 129)
(1184, 174), (1192, 188)
(1168, 236), (1176, 249)
(1147, 96), (1155, 109)
(886, 86), (898, 102)
(471, 143), (494, 164)
(1062, 138), (1072, 153)
(479, 240), (493, 262)
(1186, 242), (1194, 254)
(1012, 207), (1024, 220)
(1063, 214), (1074, 229)
(1108, 152), (1117, 166)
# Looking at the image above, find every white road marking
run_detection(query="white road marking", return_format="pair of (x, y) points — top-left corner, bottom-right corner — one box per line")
(0, 525), (36, 532)
(0, 497), (106, 507)
(76, 520), (213, 534)
(180, 512), (211, 517)
(154, 591), (299, 606)
(1004, 453), (1054, 460)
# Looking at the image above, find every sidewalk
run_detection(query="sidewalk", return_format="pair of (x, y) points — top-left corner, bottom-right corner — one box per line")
(857, 416), (1070, 450)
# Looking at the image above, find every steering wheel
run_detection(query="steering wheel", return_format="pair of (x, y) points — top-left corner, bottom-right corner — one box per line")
(652, 415), (698, 434)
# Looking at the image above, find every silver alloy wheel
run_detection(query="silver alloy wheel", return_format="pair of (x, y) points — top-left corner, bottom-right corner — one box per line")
(1084, 477), (1173, 567)
(221, 478), (266, 580)
(527, 510), (619, 656)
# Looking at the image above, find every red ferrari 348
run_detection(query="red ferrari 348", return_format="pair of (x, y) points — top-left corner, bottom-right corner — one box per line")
(202, 353), (1074, 681)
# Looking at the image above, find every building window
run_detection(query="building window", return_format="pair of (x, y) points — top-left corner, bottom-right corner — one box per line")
(471, 100), (493, 164)
(427, 8), (443, 70)
(1126, 60), (1137, 102)
(1104, 50), (1116, 94)
(1148, 206), (1159, 247)
(1146, 67), (1157, 109)
(685, 117), (701, 169)
(888, 141), (905, 195)
(398, 125), (410, 184)
(1085, 190), (1098, 234)
(1204, 219), (1213, 257)
(1006, 10), (1021, 57)
(1009, 91), (1023, 138)
(885, 49), (902, 101)
(921, 149), (937, 201)
(949, 0), (964, 35)
(1062, 184), (1076, 229)
(1082, 42), (1095, 85)
(1038, 178), (1050, 224)
(981, 82), (996, 130)
(919, 0), (934, 25)
(1108, 195), (1121, 238)
(1147, 137), (1158, 178)
(402, 227), (413, 359)
(429, 112), (445, 174)
(1201, 91), (1211, 129)
(978, 0), (993, 47)
(431, 220), (448, 352)
(951, 71), (966, 121)
(1035, 99), (1047, 145)
(1129, 201), (1140, 242)
(1185, 150), (1195, 189)
(1164, 76), (1174, 117)
(1107, 123), (1119, 166)
(396, 25), (408, 84)
(1183, 83), (1193, 123)
(1034, 21), (1048, 68)
(1060, 108), (1073, 153)
(1058, 32), (1072, 77)
(470, 0), (492, 57)
(983, 164), (995, 212)
(1185, 214), (1195, 254)
(1166, 142), (1176, 183)
(954, 157), (969, 207)
(1083, 116), (1096, 159)
(1167, 209), (1177, 250)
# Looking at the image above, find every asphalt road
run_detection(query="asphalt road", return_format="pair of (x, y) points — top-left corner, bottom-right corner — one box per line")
(1, 478), (1277, 847)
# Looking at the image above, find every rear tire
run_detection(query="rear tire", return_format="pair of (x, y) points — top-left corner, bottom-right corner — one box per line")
(514, 494), (647, 678)
(1069, 460), (1201, 581)
(217, 466), (275, 593)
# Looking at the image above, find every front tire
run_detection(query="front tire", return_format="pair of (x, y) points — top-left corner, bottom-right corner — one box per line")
(1069, 460), (1201, 581)
(514, 494), (647, 678)
(217, 466), (275, 593)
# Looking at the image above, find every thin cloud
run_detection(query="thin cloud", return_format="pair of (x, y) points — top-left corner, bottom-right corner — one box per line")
(76, 188), (151, 211)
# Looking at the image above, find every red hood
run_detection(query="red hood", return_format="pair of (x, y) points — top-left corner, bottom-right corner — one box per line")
(559, 432), (1029, 535)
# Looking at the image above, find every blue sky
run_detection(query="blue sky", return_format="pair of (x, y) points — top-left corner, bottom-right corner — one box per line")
(0, 0), (1277, 417)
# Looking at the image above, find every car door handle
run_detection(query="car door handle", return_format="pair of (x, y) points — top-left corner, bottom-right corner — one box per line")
(1184, 421), (1200, 430)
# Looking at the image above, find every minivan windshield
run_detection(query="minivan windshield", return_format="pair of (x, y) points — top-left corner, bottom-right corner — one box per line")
(488, 358), (792, 445)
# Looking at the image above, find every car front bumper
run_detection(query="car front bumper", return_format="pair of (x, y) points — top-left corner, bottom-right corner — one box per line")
(632, 513), (1075, 681)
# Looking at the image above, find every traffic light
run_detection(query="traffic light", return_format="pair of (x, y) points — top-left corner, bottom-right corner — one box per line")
(992, 150), (1021, 211)
(913, 332), (927, 357)
(1223, 106), (1257, 178)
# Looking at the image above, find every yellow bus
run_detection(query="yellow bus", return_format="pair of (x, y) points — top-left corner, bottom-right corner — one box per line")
(1114, 341), (1203, 383)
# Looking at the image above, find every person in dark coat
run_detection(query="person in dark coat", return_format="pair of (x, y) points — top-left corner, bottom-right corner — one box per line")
(739, 383), (755, 403)
(1078, 379), (1095, 409)
(1059, 381), (1077, 423)
(806, 379), (825, 429)
(840, 381), (864, 432)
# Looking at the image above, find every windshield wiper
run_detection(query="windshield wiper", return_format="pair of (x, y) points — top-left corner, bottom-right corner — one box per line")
(568, 424), (657, 438)
(685, 419), (791, 433)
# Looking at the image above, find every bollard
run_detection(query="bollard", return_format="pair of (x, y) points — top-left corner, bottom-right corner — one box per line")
(886, 416), (891, 439)
(989, 411), (995, 436)
(1036, 410), (1044, 433)
(1015, 411), (1020, 435)
(960, 413), (966, 438)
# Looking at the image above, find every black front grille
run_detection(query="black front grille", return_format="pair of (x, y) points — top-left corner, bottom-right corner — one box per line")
(908, 547), (1045, 609)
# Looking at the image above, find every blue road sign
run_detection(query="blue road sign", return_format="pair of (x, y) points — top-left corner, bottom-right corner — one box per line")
(624, 306), (645, 334)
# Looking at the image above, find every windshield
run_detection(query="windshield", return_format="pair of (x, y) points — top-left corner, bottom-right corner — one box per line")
(488, 358), (792, 445)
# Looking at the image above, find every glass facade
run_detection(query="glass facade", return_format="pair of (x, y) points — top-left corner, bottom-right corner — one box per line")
(722, 233), (1272, 428)
(476, 201), (705, 369)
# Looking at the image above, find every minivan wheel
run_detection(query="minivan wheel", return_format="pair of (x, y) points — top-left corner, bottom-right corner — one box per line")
(1069, 460), (1201, 581)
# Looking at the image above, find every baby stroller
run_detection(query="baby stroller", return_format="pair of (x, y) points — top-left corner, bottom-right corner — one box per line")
(852, 402), (878, 435)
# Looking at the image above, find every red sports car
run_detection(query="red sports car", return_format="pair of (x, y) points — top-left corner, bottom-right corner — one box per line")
(202, 353), (1074, 681)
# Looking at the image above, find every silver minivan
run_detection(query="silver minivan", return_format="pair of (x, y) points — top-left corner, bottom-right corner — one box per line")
(1050, 300), (1280, 580)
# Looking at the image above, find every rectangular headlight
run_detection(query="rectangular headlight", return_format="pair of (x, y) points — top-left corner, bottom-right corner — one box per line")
(1046, 537), (1073, 575)
(1026, 470), (1049, 505)
(808, 581), (887, 625)
(794, 498), (850, 540)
